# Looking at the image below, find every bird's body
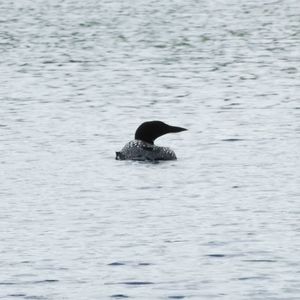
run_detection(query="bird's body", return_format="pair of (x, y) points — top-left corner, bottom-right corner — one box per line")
(116, 140), (177, 161)
(116, 121), (186, 161)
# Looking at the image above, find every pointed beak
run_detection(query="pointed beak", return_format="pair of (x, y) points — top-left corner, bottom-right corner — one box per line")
(169, 125), (187, 133)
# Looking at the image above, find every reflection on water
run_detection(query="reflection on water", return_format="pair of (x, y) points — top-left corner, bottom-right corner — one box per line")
(1, 0), (300, 299)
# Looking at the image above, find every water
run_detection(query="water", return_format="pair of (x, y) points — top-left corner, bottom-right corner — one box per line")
(1, 0), (300, 299)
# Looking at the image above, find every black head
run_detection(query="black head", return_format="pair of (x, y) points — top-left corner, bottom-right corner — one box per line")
(134, 121), (187, 144)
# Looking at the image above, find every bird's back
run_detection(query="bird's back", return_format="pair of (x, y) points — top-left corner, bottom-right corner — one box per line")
(116, 140), (177, 161)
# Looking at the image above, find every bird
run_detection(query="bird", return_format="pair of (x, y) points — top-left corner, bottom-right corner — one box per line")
(116, 121), (187, 161)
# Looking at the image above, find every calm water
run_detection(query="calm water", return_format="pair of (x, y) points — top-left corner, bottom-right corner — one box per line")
(1, 0), (300, 299)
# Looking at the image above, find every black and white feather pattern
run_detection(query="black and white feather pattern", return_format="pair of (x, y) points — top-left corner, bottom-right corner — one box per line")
(116, 140), (177, 161)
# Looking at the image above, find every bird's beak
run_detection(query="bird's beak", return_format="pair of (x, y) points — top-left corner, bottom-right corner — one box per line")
(169, 125), (187, 133)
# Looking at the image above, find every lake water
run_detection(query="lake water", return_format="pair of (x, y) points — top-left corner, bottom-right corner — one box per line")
(1, 0), (300, 299)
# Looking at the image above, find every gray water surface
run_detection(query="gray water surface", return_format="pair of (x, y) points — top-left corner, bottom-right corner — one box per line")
(1, 0), (300, 299)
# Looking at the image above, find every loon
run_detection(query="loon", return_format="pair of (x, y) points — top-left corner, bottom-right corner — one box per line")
(116, 121), (187, 161)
